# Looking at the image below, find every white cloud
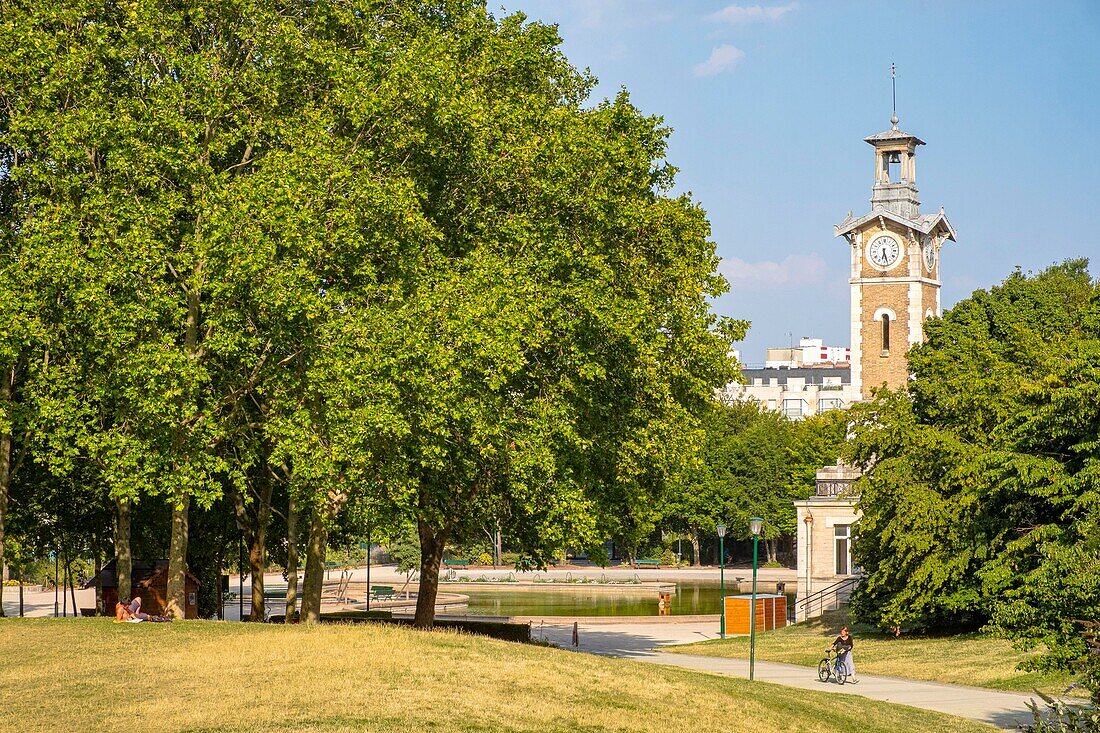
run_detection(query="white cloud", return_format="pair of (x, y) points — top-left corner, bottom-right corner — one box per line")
(572, 0), (673, 30)
(693, 44), (746, 77)
(720, 253), (827, 288)
(706, 3), (799, 25)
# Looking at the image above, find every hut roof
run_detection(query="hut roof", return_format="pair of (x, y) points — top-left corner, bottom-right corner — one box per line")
(83, 559), (200, 589)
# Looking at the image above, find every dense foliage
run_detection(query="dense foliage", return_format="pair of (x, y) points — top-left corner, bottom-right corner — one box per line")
(663, 400), (847, 564)
(0, 0), (755, 625)
(847, 261), (1100, 701)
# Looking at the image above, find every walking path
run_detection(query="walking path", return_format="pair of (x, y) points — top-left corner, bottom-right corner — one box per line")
(535, 620), (1042, 731)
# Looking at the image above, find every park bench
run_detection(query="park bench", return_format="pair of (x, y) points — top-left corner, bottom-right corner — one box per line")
(370, 585), (395, 601)
(443, 559), (470, 569)
(324, 561), (339, 579)
(635, 559), (661, 569)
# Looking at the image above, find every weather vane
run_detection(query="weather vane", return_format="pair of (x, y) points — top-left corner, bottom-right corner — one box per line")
(890, 62), (898, 128)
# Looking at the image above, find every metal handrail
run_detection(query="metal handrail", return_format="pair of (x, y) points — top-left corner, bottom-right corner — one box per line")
(797, 576), (858, 608)
(797, 576), (861, 619)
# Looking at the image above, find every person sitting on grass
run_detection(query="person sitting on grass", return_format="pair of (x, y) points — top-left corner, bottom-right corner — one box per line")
(115, 600), (139, 622)
(115, 596), (171, 623)
(127, 596), (151, 620)
(832, 625), (857, 683)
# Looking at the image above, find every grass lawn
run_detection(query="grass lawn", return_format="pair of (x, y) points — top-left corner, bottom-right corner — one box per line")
(667, 610), (1078, 695)
(0, 618), (996, 733)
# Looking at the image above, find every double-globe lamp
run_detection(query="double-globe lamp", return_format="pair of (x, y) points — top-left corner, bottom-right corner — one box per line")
(749, 516), (764, 681)
(716, 523), (727, 638)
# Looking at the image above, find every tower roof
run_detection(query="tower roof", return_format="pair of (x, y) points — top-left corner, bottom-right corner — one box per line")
(864, 127), (925, 146)
(835, 208), (956, 241)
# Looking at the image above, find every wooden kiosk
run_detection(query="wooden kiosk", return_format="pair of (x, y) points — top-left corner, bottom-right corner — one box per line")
(724, 593), (787, 635)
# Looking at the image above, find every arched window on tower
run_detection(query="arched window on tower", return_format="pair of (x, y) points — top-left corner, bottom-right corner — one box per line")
(881, 314), (891, 355)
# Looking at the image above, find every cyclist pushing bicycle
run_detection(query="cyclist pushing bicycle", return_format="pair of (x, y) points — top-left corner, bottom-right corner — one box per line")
(831, 626), (857, 682)
(818, 625), (857, 684)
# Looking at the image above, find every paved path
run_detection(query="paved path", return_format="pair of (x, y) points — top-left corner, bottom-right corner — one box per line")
(535, 620), (1042, 731)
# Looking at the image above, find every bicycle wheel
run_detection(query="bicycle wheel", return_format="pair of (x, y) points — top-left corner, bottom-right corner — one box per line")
(835, 661), (848, 685)
(817, 658), (831, 682)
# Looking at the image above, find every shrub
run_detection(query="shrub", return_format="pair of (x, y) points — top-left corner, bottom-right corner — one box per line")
(1019, 691), (1100, 732)
(476, 552), (494, 566)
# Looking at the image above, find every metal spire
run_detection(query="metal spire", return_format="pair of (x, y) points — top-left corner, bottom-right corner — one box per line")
(890, 62), (899, 129)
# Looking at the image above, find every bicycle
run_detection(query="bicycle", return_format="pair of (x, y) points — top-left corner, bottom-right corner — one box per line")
(817, 646), (849, 685)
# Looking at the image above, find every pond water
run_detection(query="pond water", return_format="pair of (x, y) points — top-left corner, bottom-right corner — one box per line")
(458, 580), (793, 617)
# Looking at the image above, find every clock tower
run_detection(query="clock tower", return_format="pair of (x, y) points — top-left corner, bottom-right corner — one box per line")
(835, 112), (955, 399)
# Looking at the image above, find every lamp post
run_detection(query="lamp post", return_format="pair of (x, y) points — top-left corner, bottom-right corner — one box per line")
(53, 550), (58, 618)
(749, 516), (764, 681)
(717, 523), (726, 638)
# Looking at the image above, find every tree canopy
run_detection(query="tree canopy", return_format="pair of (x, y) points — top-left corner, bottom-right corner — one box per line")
(846, 260), (1100, 699)
(1, 0), (746, 626)
(663, 399), (847, 564)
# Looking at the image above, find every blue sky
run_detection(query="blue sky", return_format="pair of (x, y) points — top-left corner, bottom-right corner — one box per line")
(501, 1), (1100, 363)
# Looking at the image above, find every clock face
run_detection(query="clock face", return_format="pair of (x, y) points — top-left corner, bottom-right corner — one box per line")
(867, 234), (901, 269)
(922, 239), (936, 271)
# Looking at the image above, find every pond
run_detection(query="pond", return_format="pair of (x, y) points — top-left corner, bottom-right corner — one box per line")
(458, 580), (793, 617)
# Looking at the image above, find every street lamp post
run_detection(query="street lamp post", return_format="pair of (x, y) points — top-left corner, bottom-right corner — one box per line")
(749, 516), (764, 681)
(716, 523), (727, 638)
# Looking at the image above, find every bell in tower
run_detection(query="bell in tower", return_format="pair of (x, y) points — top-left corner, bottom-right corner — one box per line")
(866, 114), (924, 219)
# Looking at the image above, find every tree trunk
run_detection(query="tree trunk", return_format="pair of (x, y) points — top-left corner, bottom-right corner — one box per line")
(115, 498), (132, 603)
(299, 502), (328, 624)
(67, 558), (77, 615)
(94, 551), (103, 615)
(215, 548), (224, 620)
(690, 526), (701, 568)
(766, 539), (778, 564)
(232, 478), (274, 623)
(285, 492), (298, 623)
(165, 496), (190, 619)
(166, 280), (200, 620)
(413, 519), (449, 629)
(0, 364), (12, 617)
(247, 528), (267, 622)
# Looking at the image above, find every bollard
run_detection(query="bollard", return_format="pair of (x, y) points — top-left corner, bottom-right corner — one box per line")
(572, 621), (579, 647)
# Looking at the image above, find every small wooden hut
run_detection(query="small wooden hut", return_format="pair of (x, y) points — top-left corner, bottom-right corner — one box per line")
(723, 593), (788, 635)
(85, 559), (200, 619)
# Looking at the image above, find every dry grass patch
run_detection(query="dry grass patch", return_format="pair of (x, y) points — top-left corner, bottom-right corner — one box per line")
(0, 618), (995, 732)
(668, 610), (1077, 695)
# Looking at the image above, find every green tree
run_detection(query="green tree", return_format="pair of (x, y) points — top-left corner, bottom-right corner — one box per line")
(2, 1), (744, 631)
(1, 0), (427, 619)
(664, 400), (846, 565)
(846, 260), (1100, 690)
(343, 9), (742, 626)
